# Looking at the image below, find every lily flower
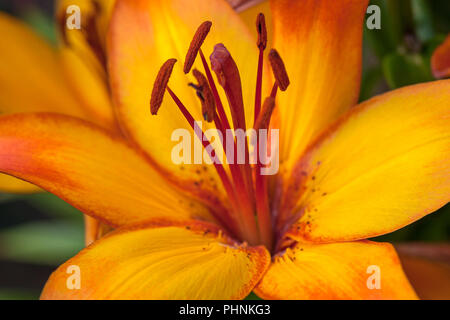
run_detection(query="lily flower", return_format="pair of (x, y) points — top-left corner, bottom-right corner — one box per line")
(0, 0), (449, 299)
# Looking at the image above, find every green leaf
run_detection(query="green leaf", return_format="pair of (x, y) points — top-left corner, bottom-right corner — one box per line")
(0, 193), (20, 204)
(0, 221), (84, 265)
(411, 0), (435, 43)
(24, 192), (83, 220)
(382, 52), (432, 88)
(244, 292), (263, 300)
(374, 204), (450, 242)
(366, 0), (404, 58)
(359, 66), (384, 102)
(423, 34), (447, 58)
(0, 288), (38, 300)
(428, 1), (450, 31)
(21, 7), (57, 46)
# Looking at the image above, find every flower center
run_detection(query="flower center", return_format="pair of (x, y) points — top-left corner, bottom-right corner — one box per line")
(150, 14), (289, 252)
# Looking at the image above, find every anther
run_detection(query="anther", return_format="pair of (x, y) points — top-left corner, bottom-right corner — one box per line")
(254, 97), (275, 131)
(268, 49), (290, 91)
(256, 13), (267, 50)
(150, 58), (177, 115)
(190, 69), (216, 122)
(184, 21), (212, 74)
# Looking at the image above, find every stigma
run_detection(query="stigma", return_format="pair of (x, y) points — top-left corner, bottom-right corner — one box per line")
(149, 13), (289, 251)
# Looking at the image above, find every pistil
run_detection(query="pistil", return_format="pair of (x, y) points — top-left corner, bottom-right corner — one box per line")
(210, 44), (259, 243)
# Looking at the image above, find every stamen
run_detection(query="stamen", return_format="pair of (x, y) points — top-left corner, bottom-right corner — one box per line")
(190, 69), (216, 123)
(270, 82), (279, 98)
(254, 13), (267, 123)
(184, 21), (212, 74)
(268, 49), (290, 91)
(254, 97), (276, 131)
(253, 12), (273, 249)
(150, 58), (177, 115)
(256, 13), (267, 50)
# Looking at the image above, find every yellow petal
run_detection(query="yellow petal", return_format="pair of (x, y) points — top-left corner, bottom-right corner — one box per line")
(270, 0), (368, 171)
(0, 13), (87, 117)
(0, 113), (214, 227)
(0, 174), (40, 193)
(282, 80), (450, 243)
(396, 243), (450, 300)
(56, 0), (117, 130)
(431, 34), (450, 79)
(41, 222), (270, 299)
(255, 241), (417, 300)
(108, 0), (258, 202)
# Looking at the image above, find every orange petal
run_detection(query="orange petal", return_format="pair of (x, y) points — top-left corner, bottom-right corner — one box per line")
(282, 80), (450, 243)
(431, 34), (450, 79)
(108, 0), (258, 205)
(41, 221), (270, 299)
(396, 243), (450, 300)
(270, 0), (368, 171)
(255, 240), (417, 300)
(0, 113), (214, 227)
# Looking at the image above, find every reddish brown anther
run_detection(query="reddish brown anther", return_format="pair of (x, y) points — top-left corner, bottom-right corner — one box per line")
(256, 13), (267, 50)
(184, 21), (212, 74)
(191, 69), (216, 122)
(150, 58), (177, 115)
(268, 49), (290, 91)
(254, 97), (275, 131)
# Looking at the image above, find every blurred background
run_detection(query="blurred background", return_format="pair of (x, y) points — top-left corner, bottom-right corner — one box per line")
(0, 0), (449, 299)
